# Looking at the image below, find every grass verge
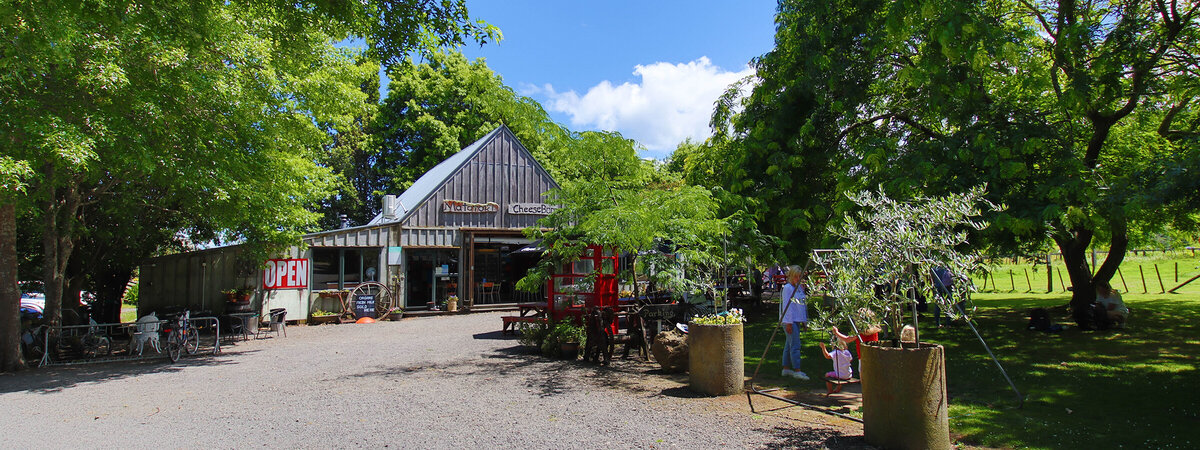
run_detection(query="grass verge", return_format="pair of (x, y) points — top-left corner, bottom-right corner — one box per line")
(742, 291), (1200, 449)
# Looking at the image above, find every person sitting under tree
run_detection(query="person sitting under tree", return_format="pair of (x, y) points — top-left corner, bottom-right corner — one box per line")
(1095, 280), (1129, 329)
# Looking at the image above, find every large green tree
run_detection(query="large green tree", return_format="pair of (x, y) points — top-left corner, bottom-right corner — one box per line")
(715, 0), (1200, 326)
(0, 0), (494, 370)
(520, 132), (729, 304)
(355, 52), (571, 223)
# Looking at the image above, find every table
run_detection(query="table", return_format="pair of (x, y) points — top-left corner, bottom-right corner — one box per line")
(226, 312), (260, 341)
(516, 302), (548, 318)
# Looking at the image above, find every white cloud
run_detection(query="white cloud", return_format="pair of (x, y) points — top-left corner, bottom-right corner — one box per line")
(529, 57), (755, 156)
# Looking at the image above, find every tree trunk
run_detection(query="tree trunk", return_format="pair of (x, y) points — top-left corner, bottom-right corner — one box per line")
(0, 202), (25, 371)
(1055, 230), (1096, 327)
(38, 170), (81, 328)
(1055, 219), (1129, 329)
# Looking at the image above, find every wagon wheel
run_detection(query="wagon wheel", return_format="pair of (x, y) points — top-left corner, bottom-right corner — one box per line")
(348, 282), (396, 320)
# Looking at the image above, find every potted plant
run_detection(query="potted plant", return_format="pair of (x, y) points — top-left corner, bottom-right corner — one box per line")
(385, 306), (404, 321)
(687, 308), (746, 396)
(811, 187), (994, 450)
(446, 295), (459, 312)
(551, 322), (585, 359)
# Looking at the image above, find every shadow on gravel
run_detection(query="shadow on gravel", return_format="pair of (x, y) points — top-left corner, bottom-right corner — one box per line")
(471, 331), (516, 340)
(0, 352), (249, 395)
(759, 425), (871, 449)
(659, 386), (709, 398)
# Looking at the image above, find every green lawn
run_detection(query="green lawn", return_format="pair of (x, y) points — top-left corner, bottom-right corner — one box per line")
(743, 290), (1200, 449)
(972, 251), (1200, 296)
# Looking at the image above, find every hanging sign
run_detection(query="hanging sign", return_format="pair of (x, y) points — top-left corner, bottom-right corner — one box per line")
(506, 203), (560, 215)
(442, 200), (500, 213)
(263, 258), (309, 290)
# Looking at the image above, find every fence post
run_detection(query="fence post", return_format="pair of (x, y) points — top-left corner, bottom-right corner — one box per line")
(1117, 267), (1129, 293)
(1175, 262), (1179, 283)
(1155, 264), (1166, 294)
(1024, 268), (1032, 292)
(1139, 265), (1148, 294)
(1056, 268), (1067, 292)
(1009, 270), (1016, 293)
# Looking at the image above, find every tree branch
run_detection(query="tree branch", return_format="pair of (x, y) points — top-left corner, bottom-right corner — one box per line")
(837, 113), (947, 143)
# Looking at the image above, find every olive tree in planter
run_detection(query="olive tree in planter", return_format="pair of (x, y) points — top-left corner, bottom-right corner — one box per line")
(812, 187), (995, 450)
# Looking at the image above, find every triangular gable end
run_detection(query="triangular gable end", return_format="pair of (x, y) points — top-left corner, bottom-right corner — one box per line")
(397, 125), (560, 229)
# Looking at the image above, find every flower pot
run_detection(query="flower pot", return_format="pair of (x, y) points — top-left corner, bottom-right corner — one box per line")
(860, 341), (950, 450)
(560, 342), (579, 360)
(446, 297), (458, 312)
(387, 311), (404, 321)
(687, 323), (744, 396)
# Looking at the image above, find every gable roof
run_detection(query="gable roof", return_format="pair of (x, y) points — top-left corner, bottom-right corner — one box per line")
(364, 124), (557, 227)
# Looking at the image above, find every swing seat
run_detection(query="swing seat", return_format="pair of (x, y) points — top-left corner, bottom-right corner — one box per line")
(823, 376), (859, 394)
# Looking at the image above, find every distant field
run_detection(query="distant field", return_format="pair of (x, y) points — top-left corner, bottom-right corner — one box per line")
(970, 251), (1200, 296)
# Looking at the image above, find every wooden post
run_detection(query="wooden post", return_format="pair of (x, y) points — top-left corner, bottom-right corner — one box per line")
(1175, 262), (1179, 283)
(1169, 273), (1200, 293)
(1046, 255), (1053, 293)
(1056, 268), (1067, 292)
(1139, 265), (1147, 294)
(1117, 267), (1129, 293)
(990, 272), (998, 292)
(1155, 264), (1166, 293)
(1009, 270), (1016, 293)
(1024, 268), (1032, 292)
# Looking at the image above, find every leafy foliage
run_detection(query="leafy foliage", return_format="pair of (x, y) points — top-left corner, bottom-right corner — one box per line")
(812, 187), (997, 341)
(713, 0), (1200, 323)
(0, 0), (491, 336)
(361, 52), (573, 223)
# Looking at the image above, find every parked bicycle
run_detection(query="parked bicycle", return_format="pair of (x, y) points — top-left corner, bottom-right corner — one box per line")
(165, 310), (199, 362)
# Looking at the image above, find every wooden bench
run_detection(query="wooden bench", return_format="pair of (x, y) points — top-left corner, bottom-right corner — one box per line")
(823, 376), (859, 394)
(501, 316), (546, 334)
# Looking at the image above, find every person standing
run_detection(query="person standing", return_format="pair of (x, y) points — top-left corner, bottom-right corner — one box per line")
(780, 265), (809, 380)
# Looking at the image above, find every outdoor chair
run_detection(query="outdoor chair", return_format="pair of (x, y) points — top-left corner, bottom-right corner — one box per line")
(132, 313), (161, 355)
(261, 308), (286, 338)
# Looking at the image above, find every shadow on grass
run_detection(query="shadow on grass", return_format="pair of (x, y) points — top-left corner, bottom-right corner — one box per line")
(740, 293), (1200, 448)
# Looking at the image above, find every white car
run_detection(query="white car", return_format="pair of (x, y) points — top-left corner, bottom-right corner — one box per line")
(19, 281), (45, 315)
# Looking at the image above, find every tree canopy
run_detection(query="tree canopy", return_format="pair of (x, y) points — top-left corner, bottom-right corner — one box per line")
(0, 0), (492, 370)
(704, 0), (1200, 324)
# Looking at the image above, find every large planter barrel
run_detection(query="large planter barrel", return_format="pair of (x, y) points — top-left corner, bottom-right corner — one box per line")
(860, 341), (950, 450)
(687, 323), (744, 396)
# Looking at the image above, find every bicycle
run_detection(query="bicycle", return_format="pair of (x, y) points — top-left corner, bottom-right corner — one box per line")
(165, 310), (199, 362)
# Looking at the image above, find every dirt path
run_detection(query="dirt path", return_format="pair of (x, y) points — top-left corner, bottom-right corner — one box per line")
(0, 312), (867, 448)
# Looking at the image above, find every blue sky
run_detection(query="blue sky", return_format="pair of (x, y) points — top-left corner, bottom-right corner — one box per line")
(410, 1), (779, 159)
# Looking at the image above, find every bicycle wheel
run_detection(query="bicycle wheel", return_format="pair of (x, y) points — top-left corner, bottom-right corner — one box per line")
(167, 331), (182, 362)
(184, 326), (200, 355)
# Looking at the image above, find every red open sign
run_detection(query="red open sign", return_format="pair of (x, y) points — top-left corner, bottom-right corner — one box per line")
(263, 259), (309, 290)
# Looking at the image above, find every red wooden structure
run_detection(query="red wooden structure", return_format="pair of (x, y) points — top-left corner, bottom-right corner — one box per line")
(546, 245), (619, 332)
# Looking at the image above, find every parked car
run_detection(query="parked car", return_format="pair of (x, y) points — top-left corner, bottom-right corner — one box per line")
(19, 281), (45, 318)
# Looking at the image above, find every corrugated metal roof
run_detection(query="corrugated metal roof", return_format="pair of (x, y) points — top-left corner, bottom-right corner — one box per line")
(365, 125), (507, 226)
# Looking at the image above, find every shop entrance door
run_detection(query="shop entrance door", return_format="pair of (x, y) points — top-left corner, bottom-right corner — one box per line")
(405, 249), (458, 309)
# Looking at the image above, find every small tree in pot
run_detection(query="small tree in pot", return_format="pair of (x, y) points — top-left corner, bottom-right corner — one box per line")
(812, 186), (996, 450)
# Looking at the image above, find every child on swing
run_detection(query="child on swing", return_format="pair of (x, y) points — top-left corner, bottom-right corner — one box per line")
(818, 338), (854, 393)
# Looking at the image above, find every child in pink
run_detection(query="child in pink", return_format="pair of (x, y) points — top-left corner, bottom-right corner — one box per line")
(818, 340), (853, 393)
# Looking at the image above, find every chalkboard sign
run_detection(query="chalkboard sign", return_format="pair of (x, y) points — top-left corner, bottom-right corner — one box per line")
(354, 294), (376, 318)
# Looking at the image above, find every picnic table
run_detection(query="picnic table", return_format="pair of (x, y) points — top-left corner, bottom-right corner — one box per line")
(516, 302), (548, 318)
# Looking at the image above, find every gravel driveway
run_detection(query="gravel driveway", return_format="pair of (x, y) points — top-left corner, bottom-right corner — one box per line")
(0, 312), (866, 448)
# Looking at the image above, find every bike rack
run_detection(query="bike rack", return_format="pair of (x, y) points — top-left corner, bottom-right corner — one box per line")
(36, 317), (221, 367)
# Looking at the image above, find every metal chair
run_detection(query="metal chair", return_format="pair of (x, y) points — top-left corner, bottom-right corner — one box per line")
(478, 282), (499, 304)
(261, 308), (286, 338)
